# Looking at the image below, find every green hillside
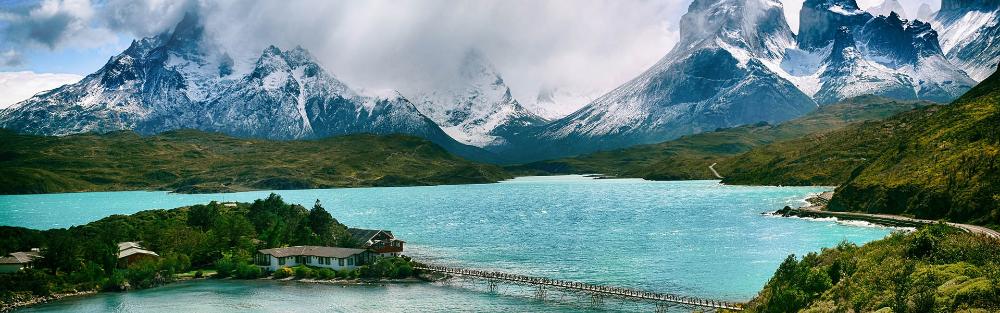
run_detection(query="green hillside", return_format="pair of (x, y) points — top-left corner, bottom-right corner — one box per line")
(0, 129), (510, 194)
(720, 67), (1000, 227)
(509, 96), (931, 180)
(748, 225), (1000, 312)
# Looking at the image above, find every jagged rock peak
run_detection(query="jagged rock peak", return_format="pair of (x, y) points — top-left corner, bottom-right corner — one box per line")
(857, 12), (943, 66)
(798, 0), (872, 50)
(678, 0), (793, 59)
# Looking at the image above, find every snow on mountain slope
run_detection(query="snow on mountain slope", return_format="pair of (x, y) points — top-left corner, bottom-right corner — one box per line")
(0, 13), (490, 160)
(530, 0), (816, 158)
(933, 0), (1000, 81)
(529, 87), (594, 121)
(771, 1), (973, 104)
(407, 50), (545, 149)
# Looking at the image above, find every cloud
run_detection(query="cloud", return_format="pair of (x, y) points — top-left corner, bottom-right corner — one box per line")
(191, 0), (686, 114)
(0, 71), (82, 109)
(0, 50), (24, 67)
(0, 0), (116, 50)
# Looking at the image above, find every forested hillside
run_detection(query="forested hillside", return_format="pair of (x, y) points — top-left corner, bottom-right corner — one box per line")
(0, 129), (510, 194)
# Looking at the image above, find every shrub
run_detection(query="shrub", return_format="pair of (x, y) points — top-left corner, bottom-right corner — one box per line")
(215, 256), (235, 278)
(293, 265), (313, 279)
(194, 271), (203, 279)
(234, 262), (262, 279)
(336, 269), (353, 279)
(273, 267), (293, 279)
(315, 268), (335, 280)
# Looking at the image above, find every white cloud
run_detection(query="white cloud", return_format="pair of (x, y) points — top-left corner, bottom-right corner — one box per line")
(0, 71), (82, 108)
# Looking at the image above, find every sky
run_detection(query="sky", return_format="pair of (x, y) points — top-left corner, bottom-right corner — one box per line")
(0, 0), (941, 110)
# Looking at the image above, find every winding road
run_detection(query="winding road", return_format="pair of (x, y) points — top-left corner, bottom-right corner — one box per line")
(709, 163), (723, 179)
(796, 192), (1000, 239)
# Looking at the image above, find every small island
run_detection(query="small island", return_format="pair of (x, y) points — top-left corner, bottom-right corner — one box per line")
(0, 194), (422, 312)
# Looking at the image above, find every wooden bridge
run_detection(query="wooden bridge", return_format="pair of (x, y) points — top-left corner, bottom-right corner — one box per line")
(415, 264), (744, 312)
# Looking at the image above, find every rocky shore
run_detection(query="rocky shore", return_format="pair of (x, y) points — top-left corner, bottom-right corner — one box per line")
(1, 290), (97, 313)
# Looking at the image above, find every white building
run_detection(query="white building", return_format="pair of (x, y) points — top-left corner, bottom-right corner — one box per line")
(255, 246), (371, 272)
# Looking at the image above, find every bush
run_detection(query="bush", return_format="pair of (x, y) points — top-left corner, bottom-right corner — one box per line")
(359, 257), (416, 279)
(194, 271), (203, 279)
(336, 269), (353, 279)
(315, 268), (335, 280)
(293, 265), (313, 279)
(215, 256), (235, 278)
(234, 262), (262, 279)
(273, 267), (293, 279)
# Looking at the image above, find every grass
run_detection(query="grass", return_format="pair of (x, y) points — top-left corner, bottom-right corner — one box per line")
(719, 68), (1000, 228)
(0, 129), (511, 194)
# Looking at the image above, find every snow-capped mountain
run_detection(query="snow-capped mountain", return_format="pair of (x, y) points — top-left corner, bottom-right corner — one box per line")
(786, 0), (974, 104)
(407, 50), (545, 151)
(0, 13), (489, 160)
(865, 0), (908, 19)
(530, 0), (817, 158)
(517, 0), (976, 161)
(529, 87), (594, 121)
(932, 0), (1000, 81)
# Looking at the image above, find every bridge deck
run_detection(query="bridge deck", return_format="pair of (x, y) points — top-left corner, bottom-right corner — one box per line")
(415, 264), (743, 311)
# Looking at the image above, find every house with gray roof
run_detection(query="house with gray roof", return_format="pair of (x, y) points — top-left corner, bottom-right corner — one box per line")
(348, 228), (405, 257)
(0, 249), (42, 273)
(255, 246), (372, 272)
(117, 241), (159, 267)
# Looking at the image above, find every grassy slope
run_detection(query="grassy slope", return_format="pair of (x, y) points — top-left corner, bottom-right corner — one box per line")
(721, 68), (1000, 227)
(748, 225), (1000, 313)
(0, 129), (511, 194)
(508, 96), (931, 180)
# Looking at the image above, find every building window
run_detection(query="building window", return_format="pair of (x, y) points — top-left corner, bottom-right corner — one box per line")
(339, 258), (344, 266)
(347, 257), (354, 266)
(279, 257), (285, 266)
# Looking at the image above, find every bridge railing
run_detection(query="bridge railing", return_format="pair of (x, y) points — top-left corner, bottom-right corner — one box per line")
(414, 264), (744, 311)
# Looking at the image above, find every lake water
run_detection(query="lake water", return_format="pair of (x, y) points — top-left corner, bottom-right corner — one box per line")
(1, 176), (895, 312)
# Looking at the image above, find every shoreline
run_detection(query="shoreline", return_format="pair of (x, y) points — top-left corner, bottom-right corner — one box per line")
(3, 275), (436, 312)
(773, 191), (1000, 239)
(1, 290), (97, 313)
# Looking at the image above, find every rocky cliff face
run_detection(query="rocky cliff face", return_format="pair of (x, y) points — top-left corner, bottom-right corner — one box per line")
(790, 2), (974, 104)
(933, 0), (1000, 81)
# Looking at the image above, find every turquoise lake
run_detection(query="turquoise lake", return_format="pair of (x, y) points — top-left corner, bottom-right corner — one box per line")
(1, 176), (896, 312)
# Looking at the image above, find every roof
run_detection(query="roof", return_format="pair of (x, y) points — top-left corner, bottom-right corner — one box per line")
(258, 246), (367, 258)
(118, 247), (159, 259)
(117, 241), (159, 259)
(0, 251), (42, 264)
(348, 228), (400, 243)
(118, 242), (142, 251)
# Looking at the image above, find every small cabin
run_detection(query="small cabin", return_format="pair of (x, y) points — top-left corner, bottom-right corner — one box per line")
(117, 242), (159, 268)
(348, 228), (405, 257)
(0, 249), (42, 273)
(255, 246), (372, 272)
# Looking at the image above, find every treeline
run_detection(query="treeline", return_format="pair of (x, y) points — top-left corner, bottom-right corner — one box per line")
(748, 225), (1000, 312)
(0, 129), (510, 195)
(0, 194), (369, 302)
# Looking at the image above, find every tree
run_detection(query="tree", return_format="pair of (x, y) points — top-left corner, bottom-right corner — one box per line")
(307, 200), (336, 245)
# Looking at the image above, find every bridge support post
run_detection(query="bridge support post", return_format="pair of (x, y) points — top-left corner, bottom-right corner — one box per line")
(487, 280), (497, 293)
(590, 293), (603, 307)
(655, 302), (671, 313)
(534, 286), (546, 300)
